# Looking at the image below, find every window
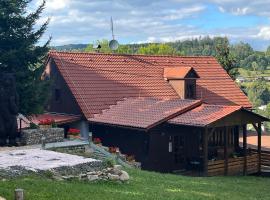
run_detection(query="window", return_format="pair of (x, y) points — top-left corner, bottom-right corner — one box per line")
(186, 83), (195, 99)
(55, 89), (61, 102)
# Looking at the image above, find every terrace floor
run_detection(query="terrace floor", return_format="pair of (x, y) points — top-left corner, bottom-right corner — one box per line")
(0, 148), (98, 171)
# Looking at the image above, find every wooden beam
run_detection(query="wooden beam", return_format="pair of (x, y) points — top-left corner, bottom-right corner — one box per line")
(203, 128), (208, 176)
(252, 123), (259, 133)
(243, 124), (247, 175)
(258, 122), (262, 174)
(224, 127), (229, 175)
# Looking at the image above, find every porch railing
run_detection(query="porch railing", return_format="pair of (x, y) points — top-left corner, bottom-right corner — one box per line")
(251, 149), (270, 172)
(207, 153), (259, 176)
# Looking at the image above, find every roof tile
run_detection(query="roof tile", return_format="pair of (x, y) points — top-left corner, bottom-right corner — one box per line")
(168, 104), (242, 127)
(90, 98), (201, 129)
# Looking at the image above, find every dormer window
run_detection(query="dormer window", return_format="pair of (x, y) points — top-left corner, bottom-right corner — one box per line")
(164, 67), (199, 99)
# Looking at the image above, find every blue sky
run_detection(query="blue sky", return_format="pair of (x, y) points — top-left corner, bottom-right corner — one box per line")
(31, 0), (270, 50)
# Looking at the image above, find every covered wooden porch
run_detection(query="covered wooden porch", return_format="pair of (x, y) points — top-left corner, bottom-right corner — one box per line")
(204, 124), (261, 176)
(169, 104), (268, 176)
(202, 111), (267, 176)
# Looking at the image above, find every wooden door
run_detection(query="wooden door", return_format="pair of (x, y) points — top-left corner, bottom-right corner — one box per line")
(172, 135), (186, 169)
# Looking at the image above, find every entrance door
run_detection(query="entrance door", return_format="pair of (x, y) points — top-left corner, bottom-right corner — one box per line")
(172, 135), (186, 169)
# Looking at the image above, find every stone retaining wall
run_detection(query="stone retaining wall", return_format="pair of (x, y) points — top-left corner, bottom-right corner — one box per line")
(21, 128), (64, 145)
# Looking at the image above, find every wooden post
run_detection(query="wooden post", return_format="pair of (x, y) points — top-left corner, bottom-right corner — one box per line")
(15, 189), (24, 200)
(224, 127), (229, 175)
(203, 128), (208, 176)
(243, 124), (247, 175)
(258, 122), (262, 174)
(234, 126), (239, 150)
(19, 119), (22, 136)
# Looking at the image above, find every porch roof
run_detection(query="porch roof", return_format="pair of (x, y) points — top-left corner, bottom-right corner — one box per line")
(89, 97), (201, 130)
(168, 104), (268, 127)
(18, 112), (82, 129)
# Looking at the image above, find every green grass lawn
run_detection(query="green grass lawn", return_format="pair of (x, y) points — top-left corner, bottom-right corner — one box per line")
(0, 169), (269, 200)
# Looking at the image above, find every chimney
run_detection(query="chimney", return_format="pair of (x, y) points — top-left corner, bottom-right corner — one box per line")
(164, 67), (200, 99)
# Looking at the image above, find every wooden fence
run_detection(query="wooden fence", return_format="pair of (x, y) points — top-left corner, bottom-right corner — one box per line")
(261, 150), (270, 171)
(208, 153), (258, 176)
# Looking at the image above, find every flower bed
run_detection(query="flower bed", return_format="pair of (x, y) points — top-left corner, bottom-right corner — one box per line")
(93, 137), (102, 145)
(67, 128), (81, 140)
(38, 118), (57, 129)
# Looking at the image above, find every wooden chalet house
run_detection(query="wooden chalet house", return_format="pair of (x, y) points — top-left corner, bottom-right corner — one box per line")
(43, 52), (268, 176)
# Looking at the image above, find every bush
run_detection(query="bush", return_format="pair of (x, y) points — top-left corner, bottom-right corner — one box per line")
(104, 158), (116, 168)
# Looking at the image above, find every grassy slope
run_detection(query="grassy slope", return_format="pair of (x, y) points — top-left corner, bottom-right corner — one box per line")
(0, 169), (269, 200)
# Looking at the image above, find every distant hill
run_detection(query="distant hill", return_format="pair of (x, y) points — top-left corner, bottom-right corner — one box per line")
(51, 44), (88, 51)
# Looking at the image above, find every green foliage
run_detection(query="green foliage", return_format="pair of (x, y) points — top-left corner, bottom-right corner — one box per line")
(231, 42), (253, 62)
(51, 121), (57, 128)
(29, 122), (39, 129)
(214, 37), (239, 79)
(0, 0), (50, 115)
(170, 36), (224, 56)
(247, 79), (270, 107)
(42, 170), (54, 179)
(104, 158), (116, 168)
(137, 43), (177, 55)
(266, 46), (270, 56)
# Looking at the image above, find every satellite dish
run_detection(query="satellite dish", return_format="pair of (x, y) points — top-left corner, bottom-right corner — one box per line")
(109, 39), (119, 50)
(109, 17), (119, 51)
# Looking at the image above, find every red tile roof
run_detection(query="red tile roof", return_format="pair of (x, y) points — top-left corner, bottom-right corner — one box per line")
(90, 98), (201, 129)
(168, 104), (242, 127)
(164, 67), (199, 79)
(48, 52), (252, 119)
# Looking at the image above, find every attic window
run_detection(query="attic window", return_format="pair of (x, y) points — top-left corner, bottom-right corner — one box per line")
(186, 83), (196, 99)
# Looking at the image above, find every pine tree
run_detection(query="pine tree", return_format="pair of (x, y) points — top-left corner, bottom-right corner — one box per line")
(0, 0), (50, 114)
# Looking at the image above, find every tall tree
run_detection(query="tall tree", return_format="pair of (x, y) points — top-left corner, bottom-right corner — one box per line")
(215, 37), (238, 79)
(0, 0), (50, 115)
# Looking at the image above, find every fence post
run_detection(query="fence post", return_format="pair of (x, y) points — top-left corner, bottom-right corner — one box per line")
(15, 189), (24, 200)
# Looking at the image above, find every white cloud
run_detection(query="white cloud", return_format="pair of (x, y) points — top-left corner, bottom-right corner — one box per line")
(257, 27), (270, 40)
(209, 0), (270, 17)
(29, 0), (270, 50)
(36, 0), (70, 10)
(162, 5), (205, 20)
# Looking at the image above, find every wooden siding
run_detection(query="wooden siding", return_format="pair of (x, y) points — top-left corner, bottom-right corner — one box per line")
(168, 80), (185, 99)
(47, 60), (83, 115)
(91, 124), (149, 165)
(208, 153), (259, 176)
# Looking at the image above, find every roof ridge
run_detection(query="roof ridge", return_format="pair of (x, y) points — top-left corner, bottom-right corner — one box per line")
(202, 103), (242, 108)
(49, 50), (215, 59)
